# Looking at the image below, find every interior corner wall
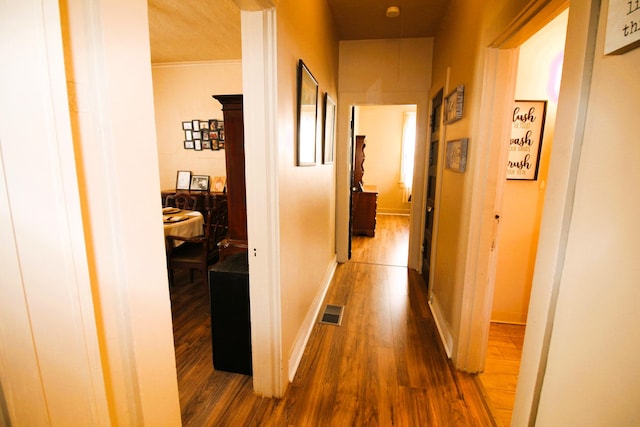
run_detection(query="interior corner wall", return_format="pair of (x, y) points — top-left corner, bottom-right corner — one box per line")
(491, 10), (568, 324)
(356, 105), (416, 215)
(275, 0), (339, 381)
(152, 61), (242, 189)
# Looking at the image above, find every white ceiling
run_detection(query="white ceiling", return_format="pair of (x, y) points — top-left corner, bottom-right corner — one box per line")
(147, 0), (448, 63)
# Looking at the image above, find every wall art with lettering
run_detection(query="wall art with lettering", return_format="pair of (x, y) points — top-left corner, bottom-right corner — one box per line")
(507, 100), (547, 180)
(605, 0), (640, 55)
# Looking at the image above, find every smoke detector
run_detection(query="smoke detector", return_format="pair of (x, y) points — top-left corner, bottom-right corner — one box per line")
(386, 6), (400, 18)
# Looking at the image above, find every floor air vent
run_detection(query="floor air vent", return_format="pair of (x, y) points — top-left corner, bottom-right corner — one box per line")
(320, 304), (344, 326)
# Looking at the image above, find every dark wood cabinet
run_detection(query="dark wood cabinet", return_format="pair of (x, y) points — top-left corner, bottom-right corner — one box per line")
(161, 189), (225, 216)
(352, 185), (378, 237)
(213, 94), (248, 257)
(351, 135), (377, 237)
(353, 135), (366, 191)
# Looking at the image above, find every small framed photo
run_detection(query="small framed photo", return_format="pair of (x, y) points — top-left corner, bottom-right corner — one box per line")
(190, 175), (210, 191)
(176, 170), (191, 190)
(217, 121), (224, 131)
(202, 130), (210, 141)
(202, 140), (211, 150)
(209, 119), (218, 130)
(211, 139), (220, 150)
(200, 120), (209, 130)
(192, 119), (200, 131)
(184, 140), (194, 149)
(218, 140), (225, 149)
(444, 85), (465, 124)
(185, 130), (193, 141)
(182, 121), (193, 131)
(219, 130), (225, 141)
(445, 138), (469, 172)
(194, 139), (202, 151)
(210, 130), (219, 140)
(192, 130), (202, 140)
(211, 176), (226, 192)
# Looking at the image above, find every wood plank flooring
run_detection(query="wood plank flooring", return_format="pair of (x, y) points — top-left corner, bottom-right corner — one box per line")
(170, 215), (495, 426)
(479, 323), (526, 426)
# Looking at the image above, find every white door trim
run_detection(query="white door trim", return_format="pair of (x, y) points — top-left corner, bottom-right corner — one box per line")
(239, 8), (284, 397)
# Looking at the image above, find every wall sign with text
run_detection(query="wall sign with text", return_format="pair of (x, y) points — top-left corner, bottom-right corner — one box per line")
(507, 100), (547, 180)
(605, 0), (640, 55)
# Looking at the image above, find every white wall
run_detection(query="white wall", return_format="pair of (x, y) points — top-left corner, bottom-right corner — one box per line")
(152, 61), (242, 189)
(0, 0), (181, 424)
(356, 105), (415, 215)
(337, 38), (433, 266)
(531, 2), (640, 424)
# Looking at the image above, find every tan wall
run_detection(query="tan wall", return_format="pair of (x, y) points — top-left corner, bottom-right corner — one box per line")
(356, 105), (415, 215)
(152, 61), (241, 190)
(276, 0), (339, 379)
(491, 10), (568, 324)
(428, 0), (532, 353)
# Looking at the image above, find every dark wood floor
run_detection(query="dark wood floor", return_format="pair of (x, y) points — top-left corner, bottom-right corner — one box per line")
(170, 215), (494, 426)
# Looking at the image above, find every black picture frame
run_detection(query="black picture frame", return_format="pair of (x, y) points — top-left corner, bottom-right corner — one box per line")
(190, 175), (210, 191)
(322, 93), (336, 164)
(296, 59), (318, 166)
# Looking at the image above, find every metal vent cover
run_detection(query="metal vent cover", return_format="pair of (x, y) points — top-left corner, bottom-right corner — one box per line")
(319, 304), (344, 326)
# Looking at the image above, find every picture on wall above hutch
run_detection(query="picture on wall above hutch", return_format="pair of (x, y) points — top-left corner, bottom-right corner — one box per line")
(507, 100), (547, 180)
(296, 59), (318, 166)
(182, 119), (225, 150)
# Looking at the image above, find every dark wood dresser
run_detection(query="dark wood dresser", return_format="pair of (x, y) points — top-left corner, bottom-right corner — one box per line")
(352, 185), (378, 237)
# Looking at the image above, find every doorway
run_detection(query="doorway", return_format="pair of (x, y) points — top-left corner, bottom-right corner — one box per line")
(349, 104), (416, 267)
(478, 7), (569, 426)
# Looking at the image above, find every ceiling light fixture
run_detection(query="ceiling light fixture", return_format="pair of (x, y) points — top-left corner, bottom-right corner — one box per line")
(386, 6), (400, 18)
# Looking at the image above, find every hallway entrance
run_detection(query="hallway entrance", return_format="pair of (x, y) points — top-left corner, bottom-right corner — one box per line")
(169, 213), (494, 424)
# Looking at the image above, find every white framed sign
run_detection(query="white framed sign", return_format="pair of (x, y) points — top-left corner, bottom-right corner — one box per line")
(507, 100), (547, 180)
(605, 0), (640, 54)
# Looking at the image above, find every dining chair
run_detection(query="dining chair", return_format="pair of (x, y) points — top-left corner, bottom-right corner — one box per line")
(166, 198), (228, 286)
(165, 193), (198, 211)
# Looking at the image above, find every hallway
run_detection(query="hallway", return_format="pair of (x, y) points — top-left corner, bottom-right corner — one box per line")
(171, 215), (493, 425)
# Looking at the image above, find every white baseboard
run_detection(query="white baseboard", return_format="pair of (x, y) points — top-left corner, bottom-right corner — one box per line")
(429, 297), (453, 358)
(288, 256), (337, 382)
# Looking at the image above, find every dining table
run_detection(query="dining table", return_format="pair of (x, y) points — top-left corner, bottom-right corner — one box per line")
(162, 207), (204, 247)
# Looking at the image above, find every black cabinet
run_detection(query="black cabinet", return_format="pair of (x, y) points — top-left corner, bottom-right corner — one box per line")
(208, 251), (252, 375)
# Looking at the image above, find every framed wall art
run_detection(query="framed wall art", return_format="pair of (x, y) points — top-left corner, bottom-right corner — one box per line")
(296, 59), (318, 166)
(444, 85), (464, 124)
(445, 138), (468, 172)
(176, 170), (192, 190)
(190, 175), (209, 191)
(507, 100), (547, 180)
(322, 93), (336, 164)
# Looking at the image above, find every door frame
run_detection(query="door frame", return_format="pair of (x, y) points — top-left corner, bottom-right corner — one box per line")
(456, 0), (601, 424)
